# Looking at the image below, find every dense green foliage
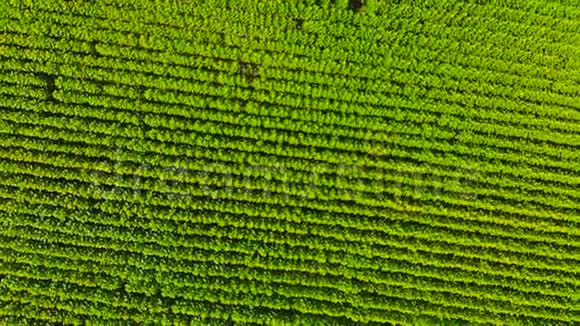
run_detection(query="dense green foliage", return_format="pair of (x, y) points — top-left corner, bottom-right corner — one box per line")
(0, 0), (578, 324)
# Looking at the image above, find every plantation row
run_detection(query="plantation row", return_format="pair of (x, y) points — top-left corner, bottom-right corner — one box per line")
(6, 0), (580, 79)
(71, 0), (580, 24)
(1, 97), (578, 219)
(2, 122), (577, 239)
(6, 24), (575, 113)
(1, 204), (576, 314)
(1, 4), (579, 98)
(2, 117), (576, 244)
(1, 172), (576, 273)
(1, 71), (576, 318)
(0, 232), (577, 324)
(0, 189), (575, 272)
(1, 87), (578, 201)
(2, 135), (575, 252)
(1, 57), (576, 181)
(0, 144), (576, 243)
(1, 78), (576, 173)
(1, 242), (575, 312)
(1, 280), (352, 325)
(0, 164), (577, 267)
(0, 94), (576, 212)
(0, 123), (576, 227)
(0, 265), (574, 325)
(1, 37), (578, 139)
(3, 166), (576, 292)
(2, 13), (580, 109)
(1, 64), (576, 165)
(1, 165), (578, 279)
(0, 106), (577, 220)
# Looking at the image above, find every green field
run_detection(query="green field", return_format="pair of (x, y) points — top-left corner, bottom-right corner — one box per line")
(0, 0), (579, 324)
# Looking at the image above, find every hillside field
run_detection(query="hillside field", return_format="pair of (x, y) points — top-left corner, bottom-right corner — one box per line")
(0, 0), (579, 324)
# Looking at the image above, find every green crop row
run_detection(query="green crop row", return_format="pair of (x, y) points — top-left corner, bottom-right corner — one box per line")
(1, 89), (577, 215)
(4, 127), (577, 250)
(0, 127), (576, 253)
(47, 77), (580, 176)
(58, 78), (578, 164)
(2, 103), (578, 232)
(2, 194), (571, 300)
(2, 190), (576, 287)
(1, 122), (577, 241)
(0, 235), (574, 324)
(0, 80), (47, 99)
(0, 70), (573, 166)
(7, 0), (580, 83)
(0, 175), (577, 292)
(0, 77), (577, 201)
(1, 275), (440, 325)
(35, 11), (580, 108)
(0, 301), (90, 325)
(305, 3), (578, 44)
(0, 271), (493, 324)
(0, 70), (47, 87)
(25, 14), (580, 107)
(1, 190), (575, 273)
(0, 1), (577, 324)
(0, 142), (573, 256)
(0, 7), (578, 114)
(2, 185), (575, 293)
(2, 246), (575, 315)
(0, 140), (578, 267)
(0, 285), (280, 325)
(45, 0), (580, 29)
(1, 26), (578, 129)
(1, 206), (576, 318)
(1, 41), (575, 159)
(55, 87), (580, 181)
(1, 94), (577, 213)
